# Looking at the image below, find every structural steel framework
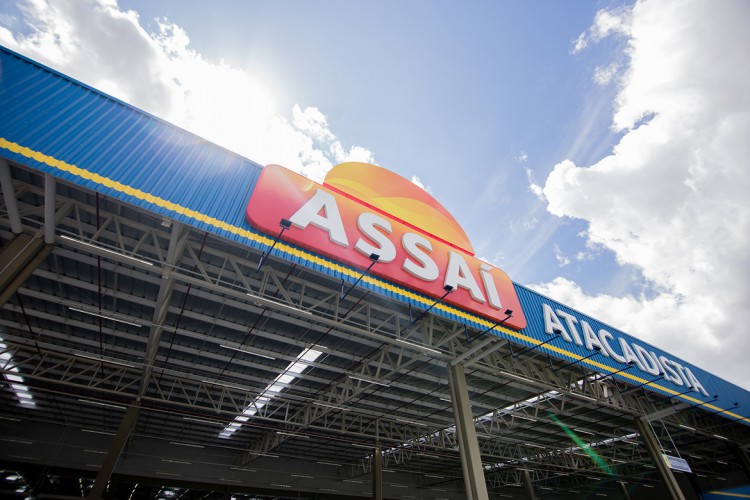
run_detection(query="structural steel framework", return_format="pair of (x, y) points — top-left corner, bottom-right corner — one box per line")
(2, 159), (750, 499)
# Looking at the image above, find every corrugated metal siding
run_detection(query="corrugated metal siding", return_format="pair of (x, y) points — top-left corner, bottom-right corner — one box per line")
(2, 45), (748, 425)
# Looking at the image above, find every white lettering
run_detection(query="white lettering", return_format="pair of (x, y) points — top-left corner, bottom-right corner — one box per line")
(651, 352), (668, 380)
(581, 321), (606, 354)
(632, 344), (661, 376)
(355, 213), (396, 263)
(289, 189), (348, 247)
(672, 362), (694, 389)
(479, 264), (503, 310)
(538, 304), (708, 394)
(445, 252), (486, 303)
(683, 367), (709, 397)
(598, 329), (627, 363)
(402, 233), (439, 282)
(659, 356), (683, 386)
(542, 304), (571, 342)
(619, 339), (646, 371)
(557, 310), (584, 346)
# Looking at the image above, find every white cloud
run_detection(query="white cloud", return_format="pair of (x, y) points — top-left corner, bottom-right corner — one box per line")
(553, 245), (570, 268)
(542, 0), (750, 388)
(523, 216), (538, 231)
(593, 63), (619, 86)
(571, 7), (631, 55)
(571, 32), (588, 55)
(525, 168), (545, 200)
(410, 175), (432, 194)
(0, 0), (372, 183)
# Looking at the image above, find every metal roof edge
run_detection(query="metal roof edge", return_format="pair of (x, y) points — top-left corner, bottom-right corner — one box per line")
(0, 43), (265, 171)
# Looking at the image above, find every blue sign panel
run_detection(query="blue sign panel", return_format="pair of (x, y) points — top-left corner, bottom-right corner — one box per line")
(514, 284), (750, 427)
(662, 454), (692, 473)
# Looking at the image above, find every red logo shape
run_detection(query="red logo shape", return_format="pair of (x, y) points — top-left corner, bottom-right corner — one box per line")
(246, 163), (526, 330)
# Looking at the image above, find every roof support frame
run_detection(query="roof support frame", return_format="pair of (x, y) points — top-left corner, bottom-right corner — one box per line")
(88, 220), (188, 497)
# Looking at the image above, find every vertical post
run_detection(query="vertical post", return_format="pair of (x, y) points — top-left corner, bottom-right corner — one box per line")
(0, 158), (22, 234)
(619, 480), (632, 500)
(373, 440), (382, 500)
(635, 418), (686, 500)
(86, 401), (142, 500)
(448, 363), (489, 500)
(522, 469), (537, 500)
(685, 473), (703, 498)
(448, 364), (474, 500)
(449, 381), (472, 500)
(44, 174), (56, 244)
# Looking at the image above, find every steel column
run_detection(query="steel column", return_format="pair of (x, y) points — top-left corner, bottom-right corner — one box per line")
(448, 363), (489, 500)
(0, 158), (22, 234)
(522, 469), (537, 500)
(86, 400), (142, 500)
(373, 440), (382, 500)
(619, 480), (632, 500)
(635, 418), (685, 500)
(44, 173), (56, 244)
(450, 366), (474, 500)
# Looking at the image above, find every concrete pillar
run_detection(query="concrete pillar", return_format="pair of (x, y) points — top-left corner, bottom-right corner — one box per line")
(373, 440), (382, 500)
(635, 418), (686, 500)
(448, 363), (489, 500)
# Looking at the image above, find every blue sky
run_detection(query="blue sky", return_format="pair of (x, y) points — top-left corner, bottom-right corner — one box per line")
(114, 0), (628, 291)
(2, 0), (749, 389)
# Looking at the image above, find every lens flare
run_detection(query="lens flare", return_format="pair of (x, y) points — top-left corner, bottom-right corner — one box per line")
(548, 412), (615, 477)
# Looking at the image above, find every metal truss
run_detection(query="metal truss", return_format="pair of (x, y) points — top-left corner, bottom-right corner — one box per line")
(3, 166), (749, 495)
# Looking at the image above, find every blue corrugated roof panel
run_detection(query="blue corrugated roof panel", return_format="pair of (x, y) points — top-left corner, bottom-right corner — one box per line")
(0, 45), (263, 245)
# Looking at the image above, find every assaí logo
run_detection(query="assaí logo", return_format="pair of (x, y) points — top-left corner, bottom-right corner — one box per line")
(246, 162), (526, 330)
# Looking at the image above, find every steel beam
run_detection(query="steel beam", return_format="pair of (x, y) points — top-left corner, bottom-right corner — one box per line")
(0, 234), (51, 309)
(643, 403), (690, 422)
(450, 336), (495, 366)
(138, 221), (187, 394)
